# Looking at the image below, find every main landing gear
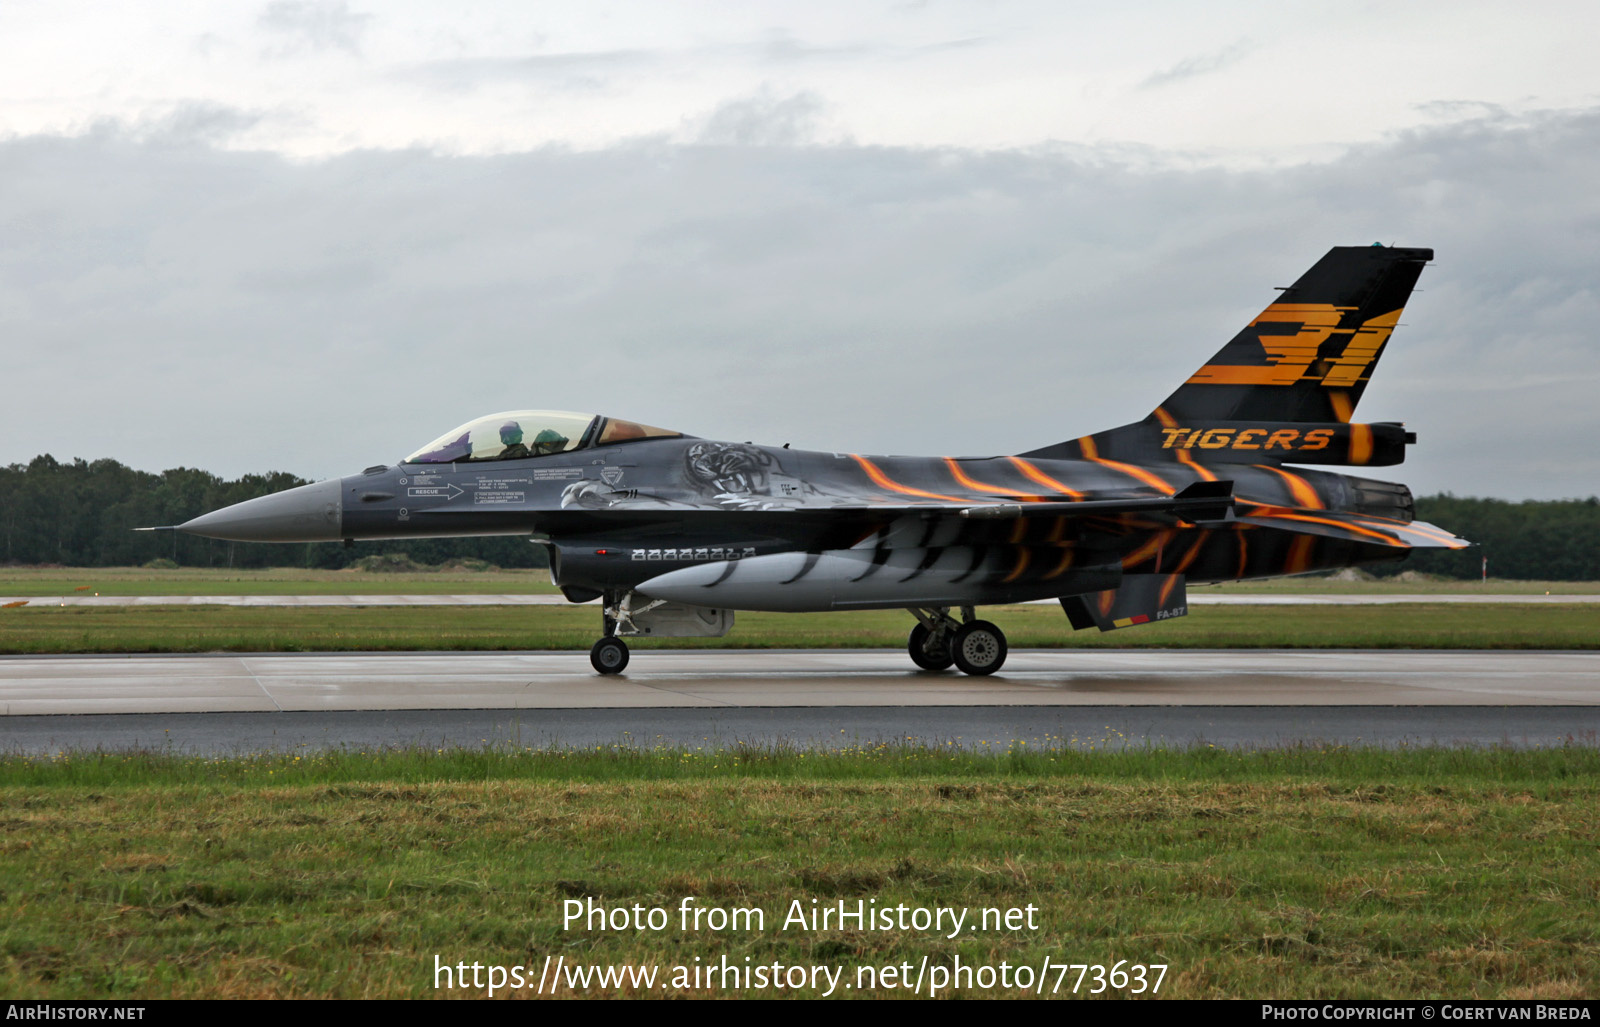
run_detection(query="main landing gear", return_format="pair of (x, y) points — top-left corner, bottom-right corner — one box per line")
(907, 607), (1007, 676)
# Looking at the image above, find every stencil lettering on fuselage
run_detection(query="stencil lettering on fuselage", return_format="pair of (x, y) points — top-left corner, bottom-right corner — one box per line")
(630, 547), (758, 561)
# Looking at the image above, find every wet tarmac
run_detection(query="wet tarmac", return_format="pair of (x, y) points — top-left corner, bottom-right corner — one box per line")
(0, 649), (1596, 753)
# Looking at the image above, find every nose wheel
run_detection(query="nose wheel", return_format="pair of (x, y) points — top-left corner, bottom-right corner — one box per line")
(589, 636), (630, 675)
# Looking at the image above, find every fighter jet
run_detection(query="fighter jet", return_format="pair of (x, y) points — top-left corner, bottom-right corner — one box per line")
(175, 244), (1468, 675)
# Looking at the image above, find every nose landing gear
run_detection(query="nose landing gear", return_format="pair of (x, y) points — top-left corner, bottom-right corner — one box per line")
(907, 607), (1006, 675)
(590, 590), (651, 675)
(589, 636), (629, 674)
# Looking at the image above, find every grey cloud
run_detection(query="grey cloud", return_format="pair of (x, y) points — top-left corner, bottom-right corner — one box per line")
(694, 91), (828, 146)
(1140, 40), (1255, 89)
(258, 0), (373, 56)
(89, 102), (270, 147)
(0, 111), (1596, 499)
(1413, 100), (1508, 121)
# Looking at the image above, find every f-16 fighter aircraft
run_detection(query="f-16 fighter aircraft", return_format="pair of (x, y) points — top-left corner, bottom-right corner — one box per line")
(174, 244), (1468, 675)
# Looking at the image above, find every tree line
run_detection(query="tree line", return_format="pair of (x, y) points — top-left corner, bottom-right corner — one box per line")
(1402, 494), (1600, 581)
(1, 455), (1596, 579)
(0, 455), (546, 570)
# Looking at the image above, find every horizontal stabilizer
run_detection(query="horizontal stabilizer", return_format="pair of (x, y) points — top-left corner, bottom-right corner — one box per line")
(1061, 573), (1188, 632)
(1237, 505), (1470, 550)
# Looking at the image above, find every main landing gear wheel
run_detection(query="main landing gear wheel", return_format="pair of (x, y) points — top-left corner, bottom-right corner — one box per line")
(951, 620), (1007, 676)
(590, 637), (629, 675)
(907, 623), (955, 671)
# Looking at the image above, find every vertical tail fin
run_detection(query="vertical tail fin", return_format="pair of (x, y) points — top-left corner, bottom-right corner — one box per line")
(1021, 245), (1432, 467)
(1156, 244), (1432, 424)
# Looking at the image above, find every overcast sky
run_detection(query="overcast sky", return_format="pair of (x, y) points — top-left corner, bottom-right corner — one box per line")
(3, 1), (1597, 499)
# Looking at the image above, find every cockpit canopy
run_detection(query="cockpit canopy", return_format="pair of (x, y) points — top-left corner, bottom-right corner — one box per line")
(404, 411), (683, 464)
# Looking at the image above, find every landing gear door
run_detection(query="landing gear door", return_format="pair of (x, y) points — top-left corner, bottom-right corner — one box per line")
(621, 603), (734, 638)
(1060, 574), (1188, 632)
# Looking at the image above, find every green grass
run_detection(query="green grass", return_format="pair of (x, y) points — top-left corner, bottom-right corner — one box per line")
(0, 602), (1594, 654)
(0, 566), (559, 596)
(1, 746), (1597, 999)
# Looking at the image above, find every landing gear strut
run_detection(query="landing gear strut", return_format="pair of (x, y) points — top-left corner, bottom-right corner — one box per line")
(908, 607), (1007, 675)
(590, 590), (650, 675)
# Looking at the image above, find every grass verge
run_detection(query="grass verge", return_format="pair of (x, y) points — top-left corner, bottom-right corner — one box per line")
(1, 746), (1596, 999)
(0, 602), (1594, 653)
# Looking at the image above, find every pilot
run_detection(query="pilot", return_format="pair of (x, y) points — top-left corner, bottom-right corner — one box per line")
(532, 428), (568, 456)
(498, 421), (531, 459)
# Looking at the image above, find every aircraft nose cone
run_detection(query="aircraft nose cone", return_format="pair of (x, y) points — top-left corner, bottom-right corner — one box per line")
(179, 478), (344, 542)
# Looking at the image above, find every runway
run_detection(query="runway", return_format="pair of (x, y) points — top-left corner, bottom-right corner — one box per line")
(2, 649), (1596, 716)
(6, 705), (1595, 755)
(4, 649), (1596, 753)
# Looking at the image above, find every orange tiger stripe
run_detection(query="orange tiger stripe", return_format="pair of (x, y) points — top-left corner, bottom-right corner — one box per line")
(1005, 457), (1085, 500)
(1175, 448), (1218, 482)
(1173, 530), (1210, 574)
(1044, 547), (1075, 580)
(1002, 548), (1031, 583)
(1269, 511), (1396, 545)
(944, 458), (1049, 500)
(1080, 436), (1176, 495)
(1259, 465), (1324, 509)
(850, 455), (964, 503)
(1121, 530), (1174, 570)
(1158, 573), (1181, 608)
(1285, 533), (1316, 574)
